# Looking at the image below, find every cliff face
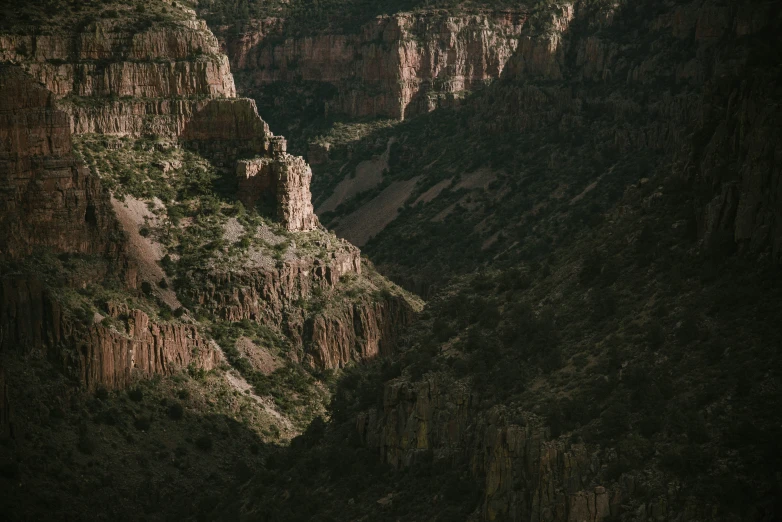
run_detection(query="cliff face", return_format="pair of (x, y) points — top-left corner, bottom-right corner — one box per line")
(183, 237), (418, 370)
(0, 275), (218, 391)
(0, 17), (235, 137)
(237, 153), (320, 232)
(357, 374), (711, 522)
(0, 66), (220, 390)
(305, 0), (780, 288)
(0, 66), (129, 265)
(221, 11), (525, 119)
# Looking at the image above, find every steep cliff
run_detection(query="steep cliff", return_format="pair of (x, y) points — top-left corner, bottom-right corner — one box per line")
(0, 276), (218, 391)
(0, 66), (128, 267)
(221, 10), (526, 120)
(0, 10), (236, 138)
(303, 0), (781, 292)
(237, 153), (320, 232)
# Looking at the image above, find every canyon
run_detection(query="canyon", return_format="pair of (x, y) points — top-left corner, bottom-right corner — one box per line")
(1, 0), (780, 521)
(0, 5), (419, 442)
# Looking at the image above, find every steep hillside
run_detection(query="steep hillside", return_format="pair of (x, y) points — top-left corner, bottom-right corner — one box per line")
(224, 0), (780, 296)
(195, 0), (782, 521)
(231, 165), (782, 521)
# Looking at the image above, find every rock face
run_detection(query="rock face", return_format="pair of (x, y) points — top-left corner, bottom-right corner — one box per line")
(0, 18), (235, 137)
(0, 276), (218, 391)
(357, 376), (696, 522)
(237, 153), (319, 232)
(181, 98), (272, 162)
(0, 67), (216, 390)
(183, 97), (320, 231)
(0, 66), (129, 265)
(304, 295), (413, 369)
(184, 240), (417, 370)
(221, 10), (526, 119)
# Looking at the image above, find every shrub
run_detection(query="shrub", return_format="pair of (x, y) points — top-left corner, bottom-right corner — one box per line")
(195, 434), (213, 452)
(128, 388), (144, 402)
(167, 403), (184, 421)
(134, 415), (152, 431)
(95, 387), (109, 401)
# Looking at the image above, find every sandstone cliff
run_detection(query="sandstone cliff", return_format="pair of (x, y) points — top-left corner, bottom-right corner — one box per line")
(237, 154), (320, 232)
(0, 66), (219, 390)
(0, 276), (218, 391)
(182, 232), (418, 369)
(221, 10), (526, 119)
(0, 16), (235, 138)
(0, 66), (129, 267)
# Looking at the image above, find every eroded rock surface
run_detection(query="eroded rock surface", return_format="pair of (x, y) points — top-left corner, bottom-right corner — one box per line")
(0, 18), (235, 137)
(0, 66), (128, 265)
(221, 11), (526, 119)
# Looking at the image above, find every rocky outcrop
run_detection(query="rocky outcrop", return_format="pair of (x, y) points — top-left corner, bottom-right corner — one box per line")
(0, 65), (131, 276)
(76, 304), (219, 391)
(181, 98), (272, 163)
(304, 294), (415, 369)
(237, 153), (319, 231)
(0, 17), (235, 138)
(221, 10), (526, 119)
(188, 244), (362, 324)
(183, 239), (417, 369)
(0, 276), (218, 391)
(357, 375), (703, 521)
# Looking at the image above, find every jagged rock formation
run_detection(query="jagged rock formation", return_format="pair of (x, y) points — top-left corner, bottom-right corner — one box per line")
(220, 10), (526, 119)
(0, 275), (218, 391)
(237, 153), (319, 232)
(1, 7), (323, 232)
(0, 66), (130, 267)
(183, 236), (418, 369)
(181, 98), (273, 163)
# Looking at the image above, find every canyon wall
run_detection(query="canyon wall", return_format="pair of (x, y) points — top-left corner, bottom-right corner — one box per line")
(0, 66), (129, 267)
(495, 0), (782, 261)
(221, 10), (526, 119)
(0, 67), (218, 389)
(0, 275), (218, 391)
(0, 17), (235, 138)
(358, 374), (711, 522)
(184, 240), (417, 369)
(0, 5), (417, 383)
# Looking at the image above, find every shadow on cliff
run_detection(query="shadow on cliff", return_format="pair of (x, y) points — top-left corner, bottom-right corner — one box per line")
(0, 354), (271, 522)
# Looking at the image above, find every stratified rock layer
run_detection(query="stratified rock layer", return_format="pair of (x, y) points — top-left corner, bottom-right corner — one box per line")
(0, 67), (217, 390)
(0, 18), (236, 137)
(237, 154), (319, 232)
(0, 66), (128, 264)
(222, 11), (526, 119)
